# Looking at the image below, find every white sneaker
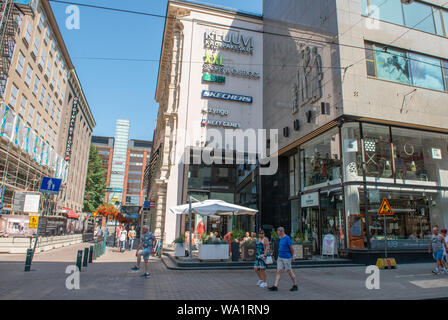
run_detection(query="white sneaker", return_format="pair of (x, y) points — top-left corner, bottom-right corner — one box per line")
(257, 280), (263, 286)
(441, 268), (447, 274)
(260, 282), (268, 288)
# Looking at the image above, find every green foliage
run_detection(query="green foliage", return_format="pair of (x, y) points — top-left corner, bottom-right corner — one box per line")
(83, 146), (107, 213)
(293, 231), (305, 244)
(173, 235), (185, 244)
(202, 239), (227, 245)
(231, 229), (245, 242)
(270, 230), (279, 240)
(241, 239), (257, 246)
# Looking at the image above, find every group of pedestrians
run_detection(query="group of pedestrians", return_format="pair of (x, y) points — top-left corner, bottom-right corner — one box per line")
(429, 227), (448, 275)
(254, 227), (298, 292)
(116, 224), (137, 252)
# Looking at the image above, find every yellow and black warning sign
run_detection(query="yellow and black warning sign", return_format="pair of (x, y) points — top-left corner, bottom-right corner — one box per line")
(378, 198), (394, 216)
(29, 216), (39, 229)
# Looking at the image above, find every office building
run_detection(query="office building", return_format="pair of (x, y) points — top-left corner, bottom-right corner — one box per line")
(0, 0), (94, 215)
(262, 0), (448, 262)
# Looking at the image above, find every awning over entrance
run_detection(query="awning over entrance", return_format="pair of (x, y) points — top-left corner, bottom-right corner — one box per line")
(61, 208), (79, 219)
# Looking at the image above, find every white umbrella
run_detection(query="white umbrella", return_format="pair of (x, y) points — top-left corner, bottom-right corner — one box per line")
(169, 199), (258, 216)
(169, 199), (258, 259)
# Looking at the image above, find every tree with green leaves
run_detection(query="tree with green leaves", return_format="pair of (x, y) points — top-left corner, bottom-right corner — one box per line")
(83, 145), (107, 213)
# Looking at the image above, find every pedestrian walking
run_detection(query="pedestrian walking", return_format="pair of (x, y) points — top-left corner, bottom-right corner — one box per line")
(131, 225), (156, 278)
(268, 227), (298, 292)
(440, 228), (448, 273)
(254, 229), (270, 288)
(119, 226), (127, 252)
(428, 227), (448, 274)
(128, 226), (136, 251)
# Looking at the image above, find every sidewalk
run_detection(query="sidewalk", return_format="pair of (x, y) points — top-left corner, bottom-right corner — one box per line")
(1, 244), (448, 300)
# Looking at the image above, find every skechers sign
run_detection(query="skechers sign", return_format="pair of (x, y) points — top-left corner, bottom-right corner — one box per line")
(202, 90), (252, 104)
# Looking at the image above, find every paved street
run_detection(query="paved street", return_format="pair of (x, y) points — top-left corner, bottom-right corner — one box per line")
(0, 243), (447, 300)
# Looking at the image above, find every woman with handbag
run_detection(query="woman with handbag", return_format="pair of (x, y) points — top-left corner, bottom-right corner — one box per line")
(254, 229), (271, 288)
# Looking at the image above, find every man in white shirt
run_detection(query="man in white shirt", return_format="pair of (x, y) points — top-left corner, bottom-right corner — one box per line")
(119, 227), (128, 252)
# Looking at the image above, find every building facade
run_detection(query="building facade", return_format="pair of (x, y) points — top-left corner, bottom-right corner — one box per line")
(145, 0), (263, 244)
(0, 0), (94, 216)
(92, 132), (152, 209)
(262, 0), (448, 262)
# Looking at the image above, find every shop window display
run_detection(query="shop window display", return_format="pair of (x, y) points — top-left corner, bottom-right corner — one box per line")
(391, 128), (448, 184)
(301, 128), (341, 189)
(359, 190), (433, 250)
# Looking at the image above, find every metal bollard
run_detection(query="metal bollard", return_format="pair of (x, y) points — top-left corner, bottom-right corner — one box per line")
(24, 249), (33, 272)
(76, 250), (83, 272)
(83, 247), (89, 267)
(89, 246), (94, 263)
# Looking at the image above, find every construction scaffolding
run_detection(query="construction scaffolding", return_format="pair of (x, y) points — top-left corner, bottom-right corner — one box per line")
(0, 0), (34, 101)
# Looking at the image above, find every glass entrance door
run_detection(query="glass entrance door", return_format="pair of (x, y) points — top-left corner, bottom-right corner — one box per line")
(302, 207), (320, 254)
(320, 192), (346, 250)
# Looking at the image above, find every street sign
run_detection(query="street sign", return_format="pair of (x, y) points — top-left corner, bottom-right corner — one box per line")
(39, 177), (62, 194)
(29, 216), (39, 229)
(378, 198), (394, 216)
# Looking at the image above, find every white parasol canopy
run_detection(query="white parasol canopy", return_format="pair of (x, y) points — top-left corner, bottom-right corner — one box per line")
(169, 199), (258, 216)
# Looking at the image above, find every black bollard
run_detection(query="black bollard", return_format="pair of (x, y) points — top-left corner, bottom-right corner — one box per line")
(89, 246), (93, 263)
(76, 250), (83, 272)
(24, 249), (33, 272)
(83, 247), (89, 267)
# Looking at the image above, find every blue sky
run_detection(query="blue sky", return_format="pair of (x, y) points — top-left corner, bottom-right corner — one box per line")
(50, 0), (262, 141)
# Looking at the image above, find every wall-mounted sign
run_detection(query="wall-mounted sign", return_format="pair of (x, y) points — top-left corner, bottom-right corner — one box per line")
(65, 97), (79, 161)
(204, 31), (254, 54)
(432, 148), (442, 160)
(202, 64), (260, 80)
(204, 53), (224, 66)
(202, 107), (230, 116)
(202, 90), (252, 104)
(301, 192), (319, 208)
(201, 119), (241, 128)
(292, 46), (323, 113)
(202, 73), (226, 84)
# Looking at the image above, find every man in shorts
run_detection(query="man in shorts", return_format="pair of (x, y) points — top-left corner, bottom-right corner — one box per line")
(268, 227), (298, 292)
(428, 227), (448, 275)
(131, 225), (156, 278)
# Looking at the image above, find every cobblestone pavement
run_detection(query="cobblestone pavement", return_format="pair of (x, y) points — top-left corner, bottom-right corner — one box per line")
(1, 244), (448, 300)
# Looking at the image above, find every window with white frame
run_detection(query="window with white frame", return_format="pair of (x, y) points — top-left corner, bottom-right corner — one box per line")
(28, 104), (35, 125)
(20, 96), (27, 117)
(38, 14), (44, 32)
(60, 87), (65, 101)
(51, 102), (56, 118)
(56, 81), (61, 95)
(16, 51), (25, 75)
(45, 63), (51, 80)
(39, 49), (46, 69)
(33, 76), (40, 96)
(51, 73), (56, 88)
(10, 84), (18, 108)
(25, 22), (32, 44)
(56, 109), (60, 124)
(25, 65), (32, 87)
(35, 113), (41, 129)
(45, 28), (50, 44)
(32, 37), (39, 57)
(40, 86), (46, 105)
(45, 94), (50, 112)
(42, 120), (47, 138)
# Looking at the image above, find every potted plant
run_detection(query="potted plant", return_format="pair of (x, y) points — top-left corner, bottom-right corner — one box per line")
(198, 239), (229, 261)
(230, 230), (245, 262)
(241, 239), (257, 261)
(173, 235), (185, 257)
